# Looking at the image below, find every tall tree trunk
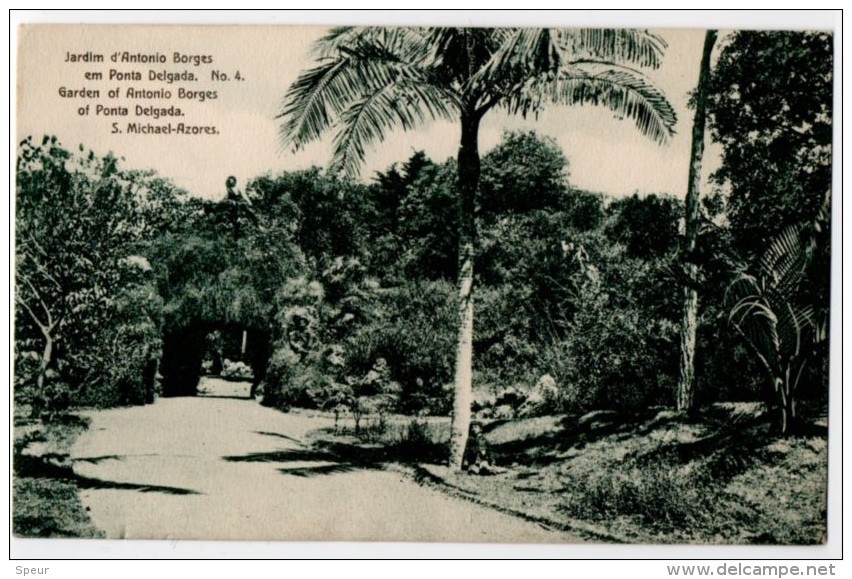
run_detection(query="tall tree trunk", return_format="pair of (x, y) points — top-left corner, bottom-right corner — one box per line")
(449, 111), (481, 471)
(677, 30), (717, 413)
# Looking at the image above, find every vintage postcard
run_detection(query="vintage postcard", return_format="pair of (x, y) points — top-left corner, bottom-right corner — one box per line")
(11, 13), (837, 557)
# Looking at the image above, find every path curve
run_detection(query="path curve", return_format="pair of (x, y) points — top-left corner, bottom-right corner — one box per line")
(71, 379), (577, 543)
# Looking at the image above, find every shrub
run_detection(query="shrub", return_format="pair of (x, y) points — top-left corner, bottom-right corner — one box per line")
(562, 458), (721, 534)
(260, 346), (301, 408)
(69, 279), (163, 409)
(345, 280), (456, 415)
(221, 360), (253, 380)
(550, 246), (679, 414)
(582, 465), (705, 526)
(16, 139), (172, 414)
(391, 418), (447, 463)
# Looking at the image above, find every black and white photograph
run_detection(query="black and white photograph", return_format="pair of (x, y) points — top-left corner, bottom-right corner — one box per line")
(10, 11), (839, 558)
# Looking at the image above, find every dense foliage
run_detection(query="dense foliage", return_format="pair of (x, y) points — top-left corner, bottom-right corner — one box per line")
(15, 32), (832, 435)
(255, 133), (696, 417)
(706, 30), (833, 423)
(15, 137), (167, 416)
(707, 31), (832, 256)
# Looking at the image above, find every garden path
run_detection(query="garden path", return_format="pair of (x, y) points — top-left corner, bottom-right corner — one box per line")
(71, 377), (576, 543)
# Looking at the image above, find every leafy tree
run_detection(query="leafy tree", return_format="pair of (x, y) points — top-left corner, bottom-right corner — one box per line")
(479, 130), (570, 219)
(560, 189), (606, 232)
(686, 213), (764, 406)
(278, 27), (676, 469)
(76, 258), (163, 407)
(537, 220), (680, 413)
(707, 31), (833, 255)
(396, 160), (460, 281)
(151, 177), (306, 397)
(123, 169), (195, 238)
(15, 136), (168, 415)
(476, 209), (599, 382)
(368, 151), (437, 283)
(606, 193), (681, 260)
(370, 150), (432, 235)
(249, 169), (370, 273)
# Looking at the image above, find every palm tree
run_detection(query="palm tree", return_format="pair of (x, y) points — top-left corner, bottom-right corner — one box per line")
(278, 27), (677, 470)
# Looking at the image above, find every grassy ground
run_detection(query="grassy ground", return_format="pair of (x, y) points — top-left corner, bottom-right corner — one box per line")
(306, 403), (828, 544)
(13, 408), (104, 538)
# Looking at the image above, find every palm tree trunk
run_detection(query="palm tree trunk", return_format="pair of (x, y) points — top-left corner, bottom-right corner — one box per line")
(677, 30), (717, 413)
(449, 111), (481, 471)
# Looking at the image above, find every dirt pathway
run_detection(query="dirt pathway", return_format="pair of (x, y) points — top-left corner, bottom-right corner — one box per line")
(70, 379), (577, 543)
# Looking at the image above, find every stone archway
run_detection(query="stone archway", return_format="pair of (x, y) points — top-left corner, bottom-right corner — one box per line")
(159, 322), (270, 398)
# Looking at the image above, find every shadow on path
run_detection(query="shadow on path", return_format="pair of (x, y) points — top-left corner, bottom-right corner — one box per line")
(254, 430), (303, 444)
(278, 463), (359, 477)
(73, 455), (125, 465)
(15, 452), (201, 496)
(222, 435), (408, 478)
(223, 448), (338, 464)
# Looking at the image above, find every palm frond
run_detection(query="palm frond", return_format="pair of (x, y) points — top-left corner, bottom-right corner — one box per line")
(476, 28), (559, 76)
(776, 301), (815, 359)
(725, 220), (824, 390)
(312, 27), (361, 57)
(330, 81), (456, 178)
(366, 27), (436, 64)
(757, 224), (809, 295)
(278, 57), (354, 147)
(506, 64), (677, 143)
(813, 312), (829, 343)
(726, 273), (778, 369)
(557, 29), (668, 69)
(475, 28), (667, 92)
(312, 27), (437, 69)
(278, 36), (451, 162)
(728, 309), (777, 379)
(467, 28), (559, 108)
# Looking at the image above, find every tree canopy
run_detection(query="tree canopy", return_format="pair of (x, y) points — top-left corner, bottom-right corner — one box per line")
(707, 31), (833, 254)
